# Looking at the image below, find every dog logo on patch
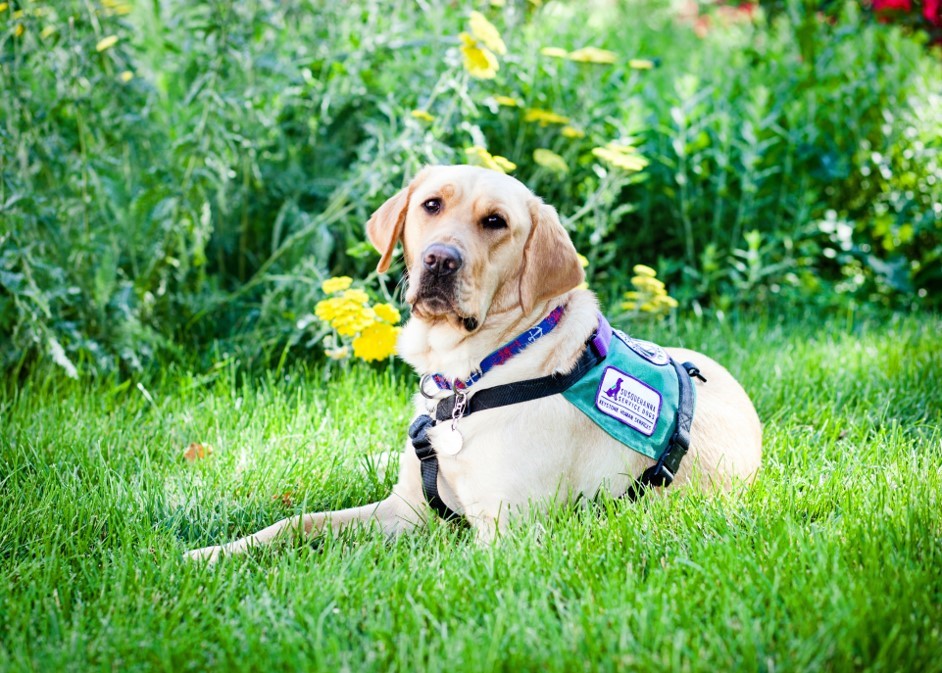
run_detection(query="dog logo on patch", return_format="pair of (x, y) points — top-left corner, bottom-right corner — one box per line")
(595, 366), (662, 436)
(604, 377), (623, 399)
(614, 330), (670, 366)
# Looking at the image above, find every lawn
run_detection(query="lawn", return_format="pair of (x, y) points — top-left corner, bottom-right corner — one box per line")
(1, 311), (940, 672)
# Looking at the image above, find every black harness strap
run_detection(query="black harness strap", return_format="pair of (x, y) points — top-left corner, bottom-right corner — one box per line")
(408, 338), (706, 522)
(408, 414), (462, 521)
(407, 338), (608, 522)
(435, 339), (607, 421)
(620, 360), (704, 501)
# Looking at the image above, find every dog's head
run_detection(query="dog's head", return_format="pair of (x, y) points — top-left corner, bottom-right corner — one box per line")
(366, 165), (584, 332)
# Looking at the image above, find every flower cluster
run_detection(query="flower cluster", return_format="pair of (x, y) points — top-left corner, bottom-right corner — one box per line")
(460, 11), (506, 79)
(466, 146), (516, 173)
(523, 107), (571, 126)
(533, 148), (569, 174)
(591, 141), (649, 173)
(492, 95), (520, 108)
(410, 109), (434, 123)
(622, 265), (679, 317)
(313, 277), (402, 362)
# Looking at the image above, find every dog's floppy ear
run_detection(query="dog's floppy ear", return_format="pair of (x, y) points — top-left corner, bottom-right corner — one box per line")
(366, 168), (430, 273)
(519, 200), (585, 314)
(366, 189), (409, 274)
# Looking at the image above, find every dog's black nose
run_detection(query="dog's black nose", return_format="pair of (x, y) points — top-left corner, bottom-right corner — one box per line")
(422, 244), (463, 277)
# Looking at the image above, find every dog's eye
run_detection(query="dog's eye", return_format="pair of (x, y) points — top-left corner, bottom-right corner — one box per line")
(482, 214), (507, 230)
(422, 198), (442, 215)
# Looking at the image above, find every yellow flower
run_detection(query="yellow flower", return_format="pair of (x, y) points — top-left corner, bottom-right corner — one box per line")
(315, 297), (344, 322)
(567, 47), (617, 64)
(574, 255), (589, 289)
(621, 264), (677, 317)
(492, 95), (520, 107)
(533, 148), (569, 174)
(492, 155), (516, 172)
(410, 109), (434, 122)
(353, 322), (401, 362)
(465, 146), (516, 174)
(316, 294), (372, 333)
(14, 23), (24, 37)
(41, 25), (57, 38)
(591, 143), (649, 173)
(96, 35), (119, 52)
(118, 70), (134, 83)
(629, 59), (655, 70)
(373, 302), (401, 325)
(325, 346), (349, 360)
(469, 11), (506, 55)
(523, 108), (570, 126)
(0, 4), (9, 12)
(540, 47), (569, 59)
(632, 275), (665, 292)
(342, 288), (370, 305)
(561, 126), (585, 139)
(655, 295), (679, 309)
(321, 276), (353, 294)
(332, 306), (375, 337)
(460, 32), (499, 80)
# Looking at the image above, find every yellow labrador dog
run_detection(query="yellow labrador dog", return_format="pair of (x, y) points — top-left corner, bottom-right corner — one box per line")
(186, 165), (761, 562)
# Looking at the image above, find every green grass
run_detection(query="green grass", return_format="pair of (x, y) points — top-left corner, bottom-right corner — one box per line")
(1, 313), (940, 672)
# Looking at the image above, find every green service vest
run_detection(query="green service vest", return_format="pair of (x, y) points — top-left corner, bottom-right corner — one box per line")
(561, 331), (693, 459)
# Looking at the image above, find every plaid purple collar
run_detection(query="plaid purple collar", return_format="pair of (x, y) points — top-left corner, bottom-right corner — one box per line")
(427, 305), (567, 393)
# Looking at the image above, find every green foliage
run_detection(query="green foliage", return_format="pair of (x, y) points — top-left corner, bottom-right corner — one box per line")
(1, 0), (940, 376)
(626, 0), (942, 311)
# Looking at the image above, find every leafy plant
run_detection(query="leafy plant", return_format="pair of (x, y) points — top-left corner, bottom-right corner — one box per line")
(1, 0), (939, 377)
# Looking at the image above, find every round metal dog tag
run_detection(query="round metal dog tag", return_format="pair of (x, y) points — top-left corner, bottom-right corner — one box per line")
(433, 425), (464, 456)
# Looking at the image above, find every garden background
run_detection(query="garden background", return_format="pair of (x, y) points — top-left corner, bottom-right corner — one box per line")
(1, 0), (941, 671)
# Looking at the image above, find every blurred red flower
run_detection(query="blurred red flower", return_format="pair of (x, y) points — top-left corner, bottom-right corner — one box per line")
(872, 0), (940, 25)
(923, 0), (941, 25)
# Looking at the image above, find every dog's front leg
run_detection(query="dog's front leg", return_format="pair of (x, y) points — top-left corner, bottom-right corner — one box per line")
(184, 439), (429, 563)
(183, 492), (424, 563)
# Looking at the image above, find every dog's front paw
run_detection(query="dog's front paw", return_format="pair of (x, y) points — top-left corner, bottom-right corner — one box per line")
(183, 545), (223, 564)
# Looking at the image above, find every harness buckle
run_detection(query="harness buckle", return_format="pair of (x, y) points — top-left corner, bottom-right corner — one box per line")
(451, 390), (468, 431)
(646, 463), (675, 488)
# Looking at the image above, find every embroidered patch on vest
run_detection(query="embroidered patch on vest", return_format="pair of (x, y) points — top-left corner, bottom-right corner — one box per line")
(595, 366), (663, 436)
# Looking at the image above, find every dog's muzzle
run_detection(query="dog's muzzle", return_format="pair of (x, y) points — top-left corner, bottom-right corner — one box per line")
(412, 243), (469, 323)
